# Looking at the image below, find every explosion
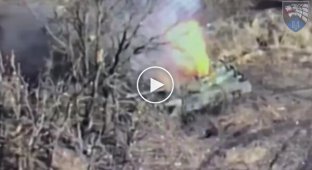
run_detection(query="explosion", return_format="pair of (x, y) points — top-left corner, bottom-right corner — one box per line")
(165, 20), (212, 79)
(134, 0), (214, 90)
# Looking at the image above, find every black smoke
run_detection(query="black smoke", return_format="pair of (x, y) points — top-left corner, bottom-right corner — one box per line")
(0, 3), (50, 87)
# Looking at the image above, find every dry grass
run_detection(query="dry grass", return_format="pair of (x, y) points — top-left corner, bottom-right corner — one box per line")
(0, 0), (150, 169)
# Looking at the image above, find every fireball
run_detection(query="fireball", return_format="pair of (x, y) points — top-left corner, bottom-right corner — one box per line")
(164, 20), (212, 79)
(154, 20), (214, 91)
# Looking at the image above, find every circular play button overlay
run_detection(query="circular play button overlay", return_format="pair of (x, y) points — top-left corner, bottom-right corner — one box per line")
(136, 66), (174, 104)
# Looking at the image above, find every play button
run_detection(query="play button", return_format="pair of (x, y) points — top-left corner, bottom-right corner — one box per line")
(150, 78), (164, 92)
(137, 66), (174, 104)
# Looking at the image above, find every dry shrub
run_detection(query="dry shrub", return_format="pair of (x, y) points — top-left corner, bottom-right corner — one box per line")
(1, 1), (311, 170)
(128, 109), (207, 170)
(0, 0), (156, 169)
(206, 10), (312, 64)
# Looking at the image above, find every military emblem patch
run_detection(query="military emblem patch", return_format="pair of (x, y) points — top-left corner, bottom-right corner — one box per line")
(282, 1), (309, 32)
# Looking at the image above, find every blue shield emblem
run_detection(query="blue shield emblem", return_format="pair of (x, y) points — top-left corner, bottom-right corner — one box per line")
(282, 1), (309, 32)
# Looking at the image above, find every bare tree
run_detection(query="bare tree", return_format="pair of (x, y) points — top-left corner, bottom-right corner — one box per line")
(0, 0), (158, 169)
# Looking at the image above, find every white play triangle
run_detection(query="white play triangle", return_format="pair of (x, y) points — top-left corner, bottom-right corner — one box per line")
(150, 78), (164, 93)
